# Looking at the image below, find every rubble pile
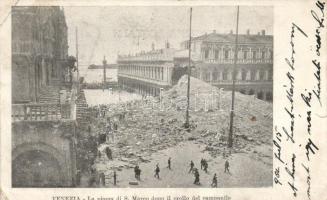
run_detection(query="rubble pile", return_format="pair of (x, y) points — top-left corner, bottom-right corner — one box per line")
(163, 75), (272, 157)
(91, 75), (273, 172)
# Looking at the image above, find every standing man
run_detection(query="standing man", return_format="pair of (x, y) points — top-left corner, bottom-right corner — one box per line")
(200, 158), (204, 170)
(193, 168), (200, 185)
(134, 165), (139, 179)
(113, 171), (117, 186)
(137, 167), (141, 181)
(189, 161), (194, 173)
(99, 172), (106, 186)
(224, 160), (230, 173)
(154, 164), (160, 179)
(167, 157), (171, 170)
(105, 146), (112, 160)
(211, 173), (217, 187)
(203, 160), (208, 173)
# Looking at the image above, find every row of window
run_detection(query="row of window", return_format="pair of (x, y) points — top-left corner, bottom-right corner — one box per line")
(203, 49), (273, 60)
(119, 65), (165, 81)
(201, 69), (273, 81)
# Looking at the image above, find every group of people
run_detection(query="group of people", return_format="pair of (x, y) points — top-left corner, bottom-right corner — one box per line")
(130, 157), (230, 187)
(188, 158), (231, 187)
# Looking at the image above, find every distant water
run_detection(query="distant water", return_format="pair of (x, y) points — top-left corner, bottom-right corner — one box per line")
(80, 68), (118, 83)
(84, 89), (142, 106)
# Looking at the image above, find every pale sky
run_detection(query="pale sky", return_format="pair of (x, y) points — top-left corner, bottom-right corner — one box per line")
(64, 6), (273, 69)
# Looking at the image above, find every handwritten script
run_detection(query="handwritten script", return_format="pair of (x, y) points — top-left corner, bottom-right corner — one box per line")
(274, 1), (325, 199)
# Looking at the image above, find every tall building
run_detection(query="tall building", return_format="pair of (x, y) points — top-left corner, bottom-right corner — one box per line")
(12, 6), (69, 103)
(11, 7), (79, 187)
(117, 42), (177, 96)
(179, 29), (273, 101)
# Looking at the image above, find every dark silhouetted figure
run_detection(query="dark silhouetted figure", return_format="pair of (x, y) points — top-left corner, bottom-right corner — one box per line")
(154, 164), (160, 179)
(224, 160), (230, 173)
(193, 168), (200, 185)
(134, 165), (139, 179)
(167, 157), (171, 170)
(189, 161), (194, 173)
(200, 158), (204, 170)
(113, 171), (117, 186)
(203, 160), (208, 173)
(75, 170), (81, 186)
(99, 172), (106, 186)
(137, 168), (141, 180)
(105, 147), (112, 160)
(211, 173), (217, 187)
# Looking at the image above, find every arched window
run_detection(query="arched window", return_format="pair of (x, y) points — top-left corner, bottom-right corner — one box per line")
(259, 70), (265, 80)
(214, 50), (219, 59)
(222, 70), (228, 80)
(224, 50), (229, 59)
(250, 69), (256, 80)
(204, 49), (209, 59)
(241, 69), (247, 80)
(243, 51), (248, 59)
(262, 51), (266, 59)
(252, 51), (257, 59)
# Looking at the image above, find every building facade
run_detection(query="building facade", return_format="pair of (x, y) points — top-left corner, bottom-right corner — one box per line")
(117, 43), (176, 96)
(180, 30), (273, 101)
(11, 7), (78, 187)
(12, 6), (69, 103)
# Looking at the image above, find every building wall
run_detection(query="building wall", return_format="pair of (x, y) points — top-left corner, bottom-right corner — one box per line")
(12, 6), (69, 103)
(12, 120), (77, 187)
(117, 47), (175, 96)
(181, 31), (273, 101)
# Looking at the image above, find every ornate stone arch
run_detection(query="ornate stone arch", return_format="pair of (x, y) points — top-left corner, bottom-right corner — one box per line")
(12, 142), (67, 185)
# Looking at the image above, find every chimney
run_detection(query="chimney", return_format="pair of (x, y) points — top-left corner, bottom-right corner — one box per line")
(261, 29), (266, 36)
(246, 29), (250, 35)
(213, 30), (216, 34)
(151, 42), (155, 51)
(230, 30), (233, 34)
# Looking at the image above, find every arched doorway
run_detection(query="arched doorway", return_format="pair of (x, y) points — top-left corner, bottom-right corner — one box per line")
(12, 150), (62, 187)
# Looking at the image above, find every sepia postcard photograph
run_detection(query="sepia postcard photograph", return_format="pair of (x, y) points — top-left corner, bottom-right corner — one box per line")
(0, 0), (326, 200)
(10, 5), (273, 188)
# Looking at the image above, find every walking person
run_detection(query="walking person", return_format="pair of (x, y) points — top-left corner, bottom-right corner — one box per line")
(200, 158), (204, 170)
(113, 171), (117, 186)
(167, 157), (171, 170)
(193, 168), (200, 185)
(75, 170), (81, 186)
(154, 164), (160, 179)
(224, 160), (230, 174)
(137, 167), (141, 181)
(105, 146), (112, 160)
(203, 160), (208, 173)
(189, 161), (194, 173)
(134, 165), (139, 179)
(211, 173), (217, 187)
(99, 172), (106, 186)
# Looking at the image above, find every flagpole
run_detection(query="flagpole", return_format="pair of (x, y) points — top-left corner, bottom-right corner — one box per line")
(185, 7), (192, 128)
(228, 6), (239, 148)
(76, 27), (79, 84)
